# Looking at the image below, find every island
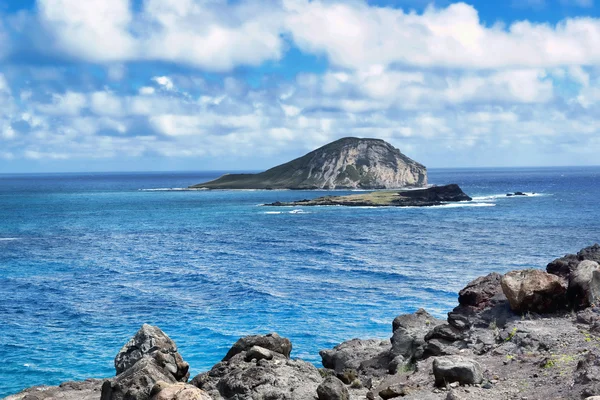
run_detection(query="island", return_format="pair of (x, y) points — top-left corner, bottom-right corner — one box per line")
(265, 184), (472, 207)
(190, 137), (427, 190)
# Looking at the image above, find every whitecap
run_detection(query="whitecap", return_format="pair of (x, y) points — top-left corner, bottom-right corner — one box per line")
(0, 238), (18, 241)
(472, 192), (549, 201)
(264, 211), (282, 215)
(289, 209), (310, 214)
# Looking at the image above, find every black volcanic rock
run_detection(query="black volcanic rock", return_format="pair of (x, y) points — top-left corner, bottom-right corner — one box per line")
(266, 184), (472, 207)
(190, 137), (427, 190)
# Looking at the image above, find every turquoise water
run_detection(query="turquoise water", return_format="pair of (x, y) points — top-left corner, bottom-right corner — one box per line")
(1, 167), (599, 397)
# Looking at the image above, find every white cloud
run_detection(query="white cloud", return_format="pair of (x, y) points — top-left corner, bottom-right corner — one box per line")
(152, 76), (175, 91)
(284, 0), (600, 70)
(37, 0), (136, 62)
(36, 91), (87, 115)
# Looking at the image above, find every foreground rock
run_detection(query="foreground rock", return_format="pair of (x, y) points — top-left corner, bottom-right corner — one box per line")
(102, 325), (191, 400)
(191, 137), (427, 190)
(547, 243), (600, 280)
(317, 376), (349, 400)
(501, 269), (567, 313)
(432, 356), (483, 387)
(191, 333), (322, 400)
(223, 332), (291, 361)
(266, 184), (472, 208)
(115, 324), (189, 381)
(4, 380), (103, 400)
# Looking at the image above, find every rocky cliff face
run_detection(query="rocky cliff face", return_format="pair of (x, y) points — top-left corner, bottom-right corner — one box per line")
(191, 137), (427, 190)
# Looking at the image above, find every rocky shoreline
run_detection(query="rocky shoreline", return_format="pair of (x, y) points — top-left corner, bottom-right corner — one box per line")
(265, 184), (472, 207)
(7, 244), (600, 400)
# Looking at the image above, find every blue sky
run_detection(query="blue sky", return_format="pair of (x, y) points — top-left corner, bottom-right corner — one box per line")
(1, 0), (600, 172)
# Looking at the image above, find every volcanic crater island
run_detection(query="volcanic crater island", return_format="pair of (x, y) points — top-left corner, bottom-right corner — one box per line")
(191, 137), (472, 207)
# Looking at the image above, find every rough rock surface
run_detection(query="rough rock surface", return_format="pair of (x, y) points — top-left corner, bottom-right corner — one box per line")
(115, 324), (189, 382)
(191, 137), (427, 190)
(4, 380), (103, 400)
(569, 260), (600, 309)
(102, 357), (177, 400)
(317, 376), (349, 400)
(392, 309), (444, 363)
(547, 243), (600, 280)
(222, 333), (292, 361)
(320, 338), (392, 381)
(432, 356), (483, 386)
(150, 382), (212, 400)
(192, 335), (321, 400)
(501, 269), (567, 313)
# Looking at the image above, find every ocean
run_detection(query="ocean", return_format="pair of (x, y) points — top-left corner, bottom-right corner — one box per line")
(0, 167), (599, 397)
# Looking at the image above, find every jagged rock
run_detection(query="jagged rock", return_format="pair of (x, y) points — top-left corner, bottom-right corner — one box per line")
(316, 376), (349, 400)
(501, 269), (567, 313)
(547, 244), (600, 280)
(114, 324), (189, 382)
(191, 137), (427, 190)
(223, 333), (291, 361)
(449, 273), (512, 330)
(458, 273), (504, 310)
(575, 350), (600, 397)
(320, 338), (392, 379)
(101, 357), (177, 400)
(569, 260), (600, 309)
(391, 309), (443, 363)
(150, 382), (212, 400)
(424, 324), (466, 357)
(191, 352), (322, 400)
(432, 356), (483, 387)
(4, 380), (103, 400)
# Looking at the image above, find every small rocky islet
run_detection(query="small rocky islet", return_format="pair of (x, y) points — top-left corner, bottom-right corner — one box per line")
(265, 184), (473, 208)
(9, 244), (600, 400)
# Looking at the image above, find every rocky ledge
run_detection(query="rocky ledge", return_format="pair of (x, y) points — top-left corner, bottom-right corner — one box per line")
(265, 184), (472, 207)
(7, 244), (600, 400)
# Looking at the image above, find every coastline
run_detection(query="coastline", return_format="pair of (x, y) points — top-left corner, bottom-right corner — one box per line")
(8, 244), (600, 400)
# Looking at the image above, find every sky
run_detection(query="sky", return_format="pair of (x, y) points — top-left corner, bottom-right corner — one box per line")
(1, 0), (600, 172)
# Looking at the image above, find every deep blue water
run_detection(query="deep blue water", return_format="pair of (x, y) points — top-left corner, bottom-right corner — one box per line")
(1, 167), (599, 397)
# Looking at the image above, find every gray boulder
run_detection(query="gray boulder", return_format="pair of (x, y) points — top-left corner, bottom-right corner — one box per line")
(192, 340), (321, 400)
(432, 356), (483, 387)
(115, 324), (189, 382)
(391, 309), (442, 363)
(320, 338), (391, 380)
(316, 376), (349, 400)
(501, 269), (567, 313)
(547, 244), (600, 280)
(222, 333), (291, 361)
(150, 382), (212, 400)
(569, 260), (600, 309)
(101, 357), (177, 400)
(244, 346), (273, 362)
